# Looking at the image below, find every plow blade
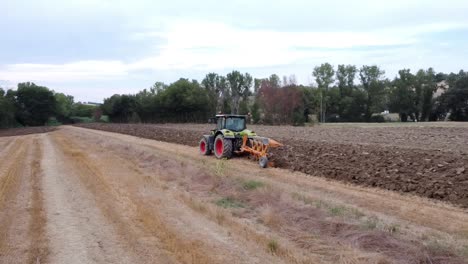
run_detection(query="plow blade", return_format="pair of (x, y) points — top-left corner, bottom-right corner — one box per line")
(240, 136), (283, 168)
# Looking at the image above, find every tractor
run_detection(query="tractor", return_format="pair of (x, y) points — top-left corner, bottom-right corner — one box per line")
(199, 114), (282, 168)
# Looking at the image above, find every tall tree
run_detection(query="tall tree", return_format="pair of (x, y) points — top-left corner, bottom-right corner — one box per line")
(54, 92), (74, 120)
(336, 64), (357, 97)
(14, 82), (57, 126)
(0, 88), (16, 128)
(226, 71), (252, 114)
(202, 73), (228, 114)
(436, 70), (468, 121)
(313, 63), (335, 90)
(359, 65), (386, 121)
(313, 63), (335, 122)
(389, 69), (416, 121)
(414, 68), (437, 121)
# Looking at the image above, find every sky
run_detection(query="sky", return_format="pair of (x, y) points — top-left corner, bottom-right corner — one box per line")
(1, 0), (468, 102)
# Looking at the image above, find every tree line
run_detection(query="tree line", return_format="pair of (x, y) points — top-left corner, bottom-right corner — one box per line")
(102, 65), (468, 124)
(1, 64), (467, 128)
(0, 82), (99, 128)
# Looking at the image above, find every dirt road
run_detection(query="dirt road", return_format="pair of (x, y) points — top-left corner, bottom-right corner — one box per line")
(1, 126), (467, 263)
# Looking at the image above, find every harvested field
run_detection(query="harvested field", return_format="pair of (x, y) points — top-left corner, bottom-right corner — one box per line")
(0, 127), (57, 137)
(76, 123), (468, 207)
(1, 126), (468, 263)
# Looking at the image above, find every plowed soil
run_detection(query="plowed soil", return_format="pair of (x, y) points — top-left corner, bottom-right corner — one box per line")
(1, 126), (468, 263)
(75, 123), (468, 208)
(0, 127), (56, 137)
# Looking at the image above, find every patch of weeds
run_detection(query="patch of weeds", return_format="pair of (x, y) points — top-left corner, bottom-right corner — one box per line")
(460, 244), (468, 258)
(267, 239), (279, 254)
(291, 192), (314, 205)
(215, 197), (245, 208)
(384, 223), (400, 234)
(361, 216), (379, 230)
(314, 200), (325, 209)
(425, 240), (451, 255)
(329, 205), (347, 216)
(215, 159), (227, 176)
(243, 180), (264, 190)
(349, 207), (365, 219)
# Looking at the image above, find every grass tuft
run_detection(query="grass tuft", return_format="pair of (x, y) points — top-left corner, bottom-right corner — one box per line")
(215, 159), (227, 176)
(362, 216), (379, 230)
(215, 197), (245, 208)
(329, 205), (347, 216)
(267, 239), (279, 254)
(243, 180), (264, 190)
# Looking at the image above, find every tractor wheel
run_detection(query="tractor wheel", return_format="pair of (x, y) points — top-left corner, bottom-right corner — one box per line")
(259, 156), (268, 168)
(214, 135), (233, 159)
(199, 137), (211, 155)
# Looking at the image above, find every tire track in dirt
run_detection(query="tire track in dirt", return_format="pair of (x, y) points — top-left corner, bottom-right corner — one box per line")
(0, 138), (19, 167)
(41, 134), (145, 264)
(0, 137), (31, 263)
(52, 130), (286, 264)
(27, 137), (49, 264)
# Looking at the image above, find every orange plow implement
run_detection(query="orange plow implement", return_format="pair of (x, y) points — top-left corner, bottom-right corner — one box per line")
(238, 135), (283, 168)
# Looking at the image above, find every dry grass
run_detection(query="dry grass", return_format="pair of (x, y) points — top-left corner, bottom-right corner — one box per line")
(54, 134), (220, 264)
(64, 126), (468, 264)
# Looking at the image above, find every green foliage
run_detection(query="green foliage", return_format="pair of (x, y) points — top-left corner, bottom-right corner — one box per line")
(15, 82), (57, 126)
(215, 197), (245, 208)
(435, 71), (468, 121)
(46, 117), (62, 126)
(54, 93), (74, 118)
(313, 63), (335, 90)
(71, 103), (97, 117)
(2, 66), (465, 127)
(359, 65), (387, 121)
(0, 88), (17, 128)
(70, 116), (94, 123)
(242, 180), (264, 190)
(226, 71), (252, 114)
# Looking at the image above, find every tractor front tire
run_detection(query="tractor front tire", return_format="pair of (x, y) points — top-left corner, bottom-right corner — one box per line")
(199, 137), (211, 155)
(214, 135), (233, 159)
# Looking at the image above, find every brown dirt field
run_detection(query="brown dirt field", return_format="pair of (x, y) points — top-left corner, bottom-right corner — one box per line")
(0, 127), (57, 137)
(1, 126), (468, 263)
(75, 123), (468, 208)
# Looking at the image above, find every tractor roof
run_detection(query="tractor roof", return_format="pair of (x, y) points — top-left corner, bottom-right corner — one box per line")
(215, 114), (246, 118)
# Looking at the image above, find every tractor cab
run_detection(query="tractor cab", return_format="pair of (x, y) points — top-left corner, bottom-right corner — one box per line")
(213, 114), (246, 132)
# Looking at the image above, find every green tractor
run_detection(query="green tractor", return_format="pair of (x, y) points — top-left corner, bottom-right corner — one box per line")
(199, 114), (282, 168)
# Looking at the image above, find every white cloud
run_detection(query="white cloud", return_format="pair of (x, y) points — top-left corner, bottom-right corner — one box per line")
(1, 20), (466, 84)
(128, 20), (468, 71)
(0, 60), (128, 83)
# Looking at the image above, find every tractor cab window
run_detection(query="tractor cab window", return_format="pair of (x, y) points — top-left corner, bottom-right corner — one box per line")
(225, 117), (245, 131)
(217, 118), (224, 130)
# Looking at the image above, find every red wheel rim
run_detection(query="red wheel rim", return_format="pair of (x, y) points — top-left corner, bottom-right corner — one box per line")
(200, 141), (206, 153)
(215, 138), (223, 156)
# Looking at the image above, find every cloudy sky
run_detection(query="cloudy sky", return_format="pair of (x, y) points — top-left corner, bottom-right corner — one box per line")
(1, 0), (468, 102)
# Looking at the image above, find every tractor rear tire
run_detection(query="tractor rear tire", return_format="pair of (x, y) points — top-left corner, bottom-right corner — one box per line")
(214, 135), (233, 159)
(199, 137), (211, 155)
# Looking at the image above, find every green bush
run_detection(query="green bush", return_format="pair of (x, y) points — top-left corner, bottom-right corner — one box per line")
(46, 117), (62, 126)
(370, 114), (386, 123)
(70, 116), (94, 123)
